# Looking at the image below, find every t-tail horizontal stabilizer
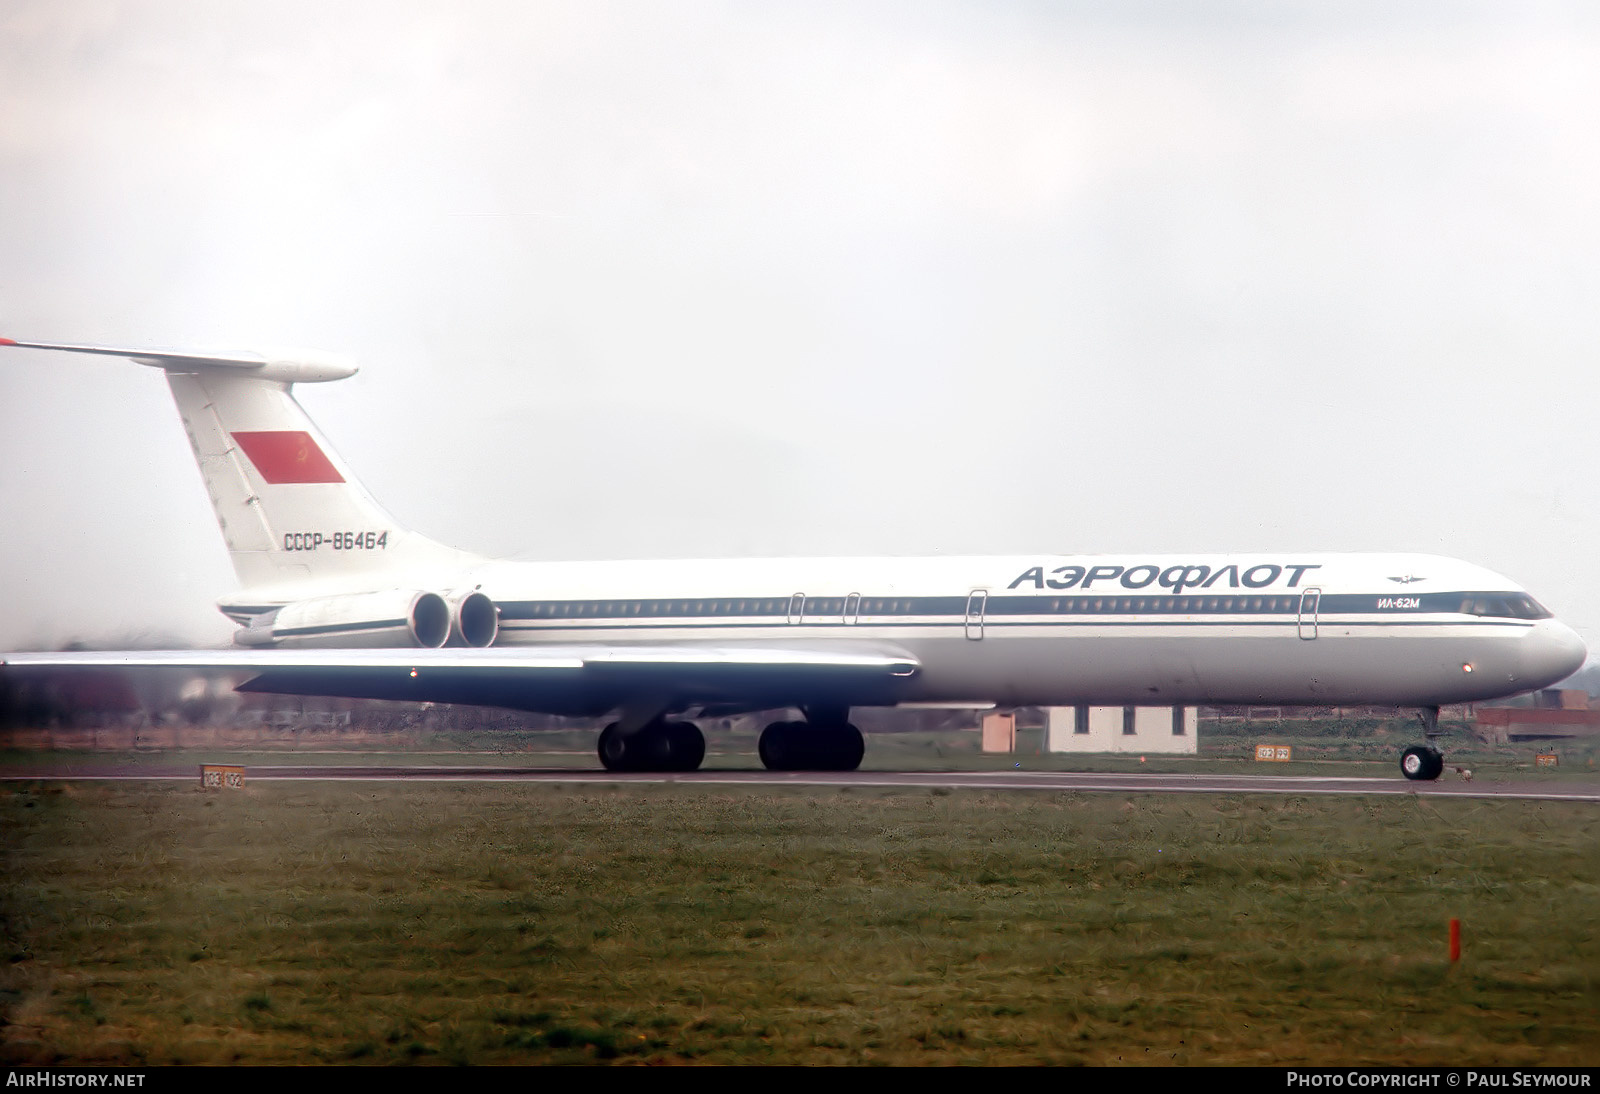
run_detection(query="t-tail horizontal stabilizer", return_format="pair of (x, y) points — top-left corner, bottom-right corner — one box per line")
(0, 337), (357, 383)
(1, 336), (473, 596)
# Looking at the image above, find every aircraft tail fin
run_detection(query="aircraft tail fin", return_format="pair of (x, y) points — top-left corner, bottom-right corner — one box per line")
(2, 338), (473, 593)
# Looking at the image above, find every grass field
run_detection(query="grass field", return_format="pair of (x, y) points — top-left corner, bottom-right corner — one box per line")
(5, 717), (1599, 780)
(3, 779), (1598, 1065)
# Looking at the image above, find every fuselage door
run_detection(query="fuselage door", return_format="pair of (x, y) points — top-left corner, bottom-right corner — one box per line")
(844, 592), (860, 625)
(1298, 587), (1321, 640)
(787, 593), (805, 625)
(965, 588), (988, 641)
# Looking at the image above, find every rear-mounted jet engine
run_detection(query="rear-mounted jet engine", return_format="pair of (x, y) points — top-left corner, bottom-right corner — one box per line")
(234, 590), (451, 649)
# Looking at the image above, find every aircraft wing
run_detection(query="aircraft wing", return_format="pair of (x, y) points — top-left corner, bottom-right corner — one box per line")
(0, 642), (921, 717)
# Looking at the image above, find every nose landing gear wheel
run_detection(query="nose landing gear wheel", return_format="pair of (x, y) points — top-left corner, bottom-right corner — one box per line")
(1400, 745), (1443, 781)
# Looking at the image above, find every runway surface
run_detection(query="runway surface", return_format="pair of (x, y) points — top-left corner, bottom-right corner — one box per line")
(5, 765), (1599, 801)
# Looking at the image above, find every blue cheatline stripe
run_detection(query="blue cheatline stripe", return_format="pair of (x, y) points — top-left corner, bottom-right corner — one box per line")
(224, 590), (1548, 630)
(270, 619), (409, 638)
(489, 590), (1546, 623)
(494, 617), (1533, 634)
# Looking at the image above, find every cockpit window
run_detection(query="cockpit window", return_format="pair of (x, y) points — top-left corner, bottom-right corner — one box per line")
(1459, 594), (1552, 620)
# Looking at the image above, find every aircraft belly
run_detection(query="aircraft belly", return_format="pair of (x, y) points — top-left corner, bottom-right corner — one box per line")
(894, 625), (1536, 707)
(487, 619), (1544, 709)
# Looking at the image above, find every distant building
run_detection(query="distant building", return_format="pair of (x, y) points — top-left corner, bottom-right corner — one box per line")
(1474, 688), (1598, 741)
(1474, 706), (1600, 742)
(980, 711), (1016, 752)
(1044, 706), (1198, 754)
(1539, 688), (1591, 710)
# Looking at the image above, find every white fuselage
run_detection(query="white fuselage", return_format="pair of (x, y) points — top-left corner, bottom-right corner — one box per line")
(218, 551), (1588, 709)
(7, 337), (1586, 772)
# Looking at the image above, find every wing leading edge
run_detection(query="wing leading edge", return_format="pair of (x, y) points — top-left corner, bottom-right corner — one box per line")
(1, 642), (921, 718)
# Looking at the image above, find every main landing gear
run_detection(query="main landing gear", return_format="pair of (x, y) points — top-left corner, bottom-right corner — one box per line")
(594, 707), (867, 773)
(597, 719), (705, 772)
(1399, 705), (1446, 782)
(758, 707), (865, 772)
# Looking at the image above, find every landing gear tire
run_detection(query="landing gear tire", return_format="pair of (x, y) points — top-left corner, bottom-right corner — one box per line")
(598, 722), (630, 771)
(597, 720), (706, 773)
(1400, 745), (1444, 782)
(828, 724), (865, 771)
(758, 720), (864, 772)
(663, 720), (706, 772)
(757, 720), (800, 770)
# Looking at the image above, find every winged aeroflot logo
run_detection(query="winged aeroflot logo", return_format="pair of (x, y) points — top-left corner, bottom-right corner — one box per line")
(1387, 574), (1425, 584)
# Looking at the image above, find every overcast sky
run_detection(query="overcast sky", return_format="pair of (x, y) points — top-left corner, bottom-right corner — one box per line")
(2, 1), (1598, 651)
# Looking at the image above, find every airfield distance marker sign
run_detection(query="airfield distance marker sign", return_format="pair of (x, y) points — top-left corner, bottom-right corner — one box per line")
(201, 764), (245, 789)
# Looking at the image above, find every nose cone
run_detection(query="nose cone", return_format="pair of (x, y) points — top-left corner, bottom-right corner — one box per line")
(1525, 620), (1588, 689)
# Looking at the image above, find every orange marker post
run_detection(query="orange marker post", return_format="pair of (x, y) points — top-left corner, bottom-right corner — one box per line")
(1449, 918), (1461, 963)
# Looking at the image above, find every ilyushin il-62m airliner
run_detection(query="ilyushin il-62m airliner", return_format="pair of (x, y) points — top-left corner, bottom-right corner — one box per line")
(1, 338), (1587, 780)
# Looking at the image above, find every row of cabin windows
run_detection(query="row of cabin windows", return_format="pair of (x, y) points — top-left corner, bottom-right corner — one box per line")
(515, 598), (851, 619)
(506, 595), (1304, 620)
(501, 591), (1549, 621)
(1000, 595), (1303, 614)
